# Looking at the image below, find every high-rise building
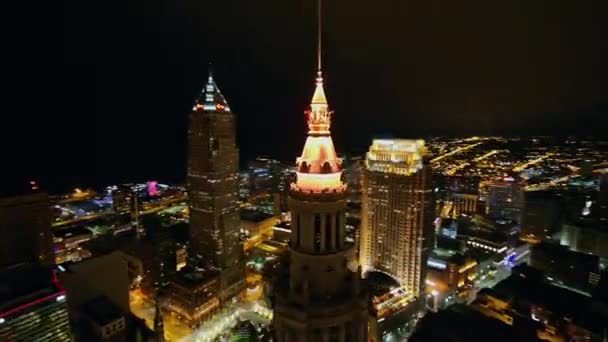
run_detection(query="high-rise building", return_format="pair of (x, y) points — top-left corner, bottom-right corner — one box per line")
(360, 139), (434, 297)
(248, 158), (281, 196)
(485, 180), (524, 223)
(521, 190), (559, 243)
(273, 70), (368, 340)
(0, 188), (54, 268)
(186, 70), (244, 305)
(0, 264), (72, 341)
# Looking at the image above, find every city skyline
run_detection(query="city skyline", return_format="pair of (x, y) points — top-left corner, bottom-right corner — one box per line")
(24, 0), (608, 192)
(1, 1), (607, 340)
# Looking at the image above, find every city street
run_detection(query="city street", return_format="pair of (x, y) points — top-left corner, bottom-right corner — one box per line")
(129, 289), (272, 341)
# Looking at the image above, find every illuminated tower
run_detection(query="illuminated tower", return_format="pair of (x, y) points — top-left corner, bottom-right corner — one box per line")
(273, 3), (368, 338)
(187, 69), (244, 305)
(360, 140), (434, 298)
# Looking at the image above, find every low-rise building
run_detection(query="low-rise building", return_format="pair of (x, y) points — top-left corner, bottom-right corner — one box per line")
(240, 209), (278, 251)
(166, 269), (220, 328)
(425, 252), (477, 309)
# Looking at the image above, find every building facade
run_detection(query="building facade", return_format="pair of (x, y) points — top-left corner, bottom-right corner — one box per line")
(273, 72), (368, 342)
(187, 71), (244, 305)
(600, 173), (607, 228)
(485, 180), (524, 223)
(450, 192), (478, 216)
(0, 192), (53, 268)
(167, 270), (220, 328)
(0, 265), (72, 341)
(360, 139), (434, 298)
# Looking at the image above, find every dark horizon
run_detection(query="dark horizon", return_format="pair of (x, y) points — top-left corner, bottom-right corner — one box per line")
(32, 0), (608, 192)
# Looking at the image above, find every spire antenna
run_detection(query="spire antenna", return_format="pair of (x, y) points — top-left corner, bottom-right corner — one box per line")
(317, 0), (322, 74)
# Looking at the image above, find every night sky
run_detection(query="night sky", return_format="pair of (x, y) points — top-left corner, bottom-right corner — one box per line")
(36, 0), (608, 190)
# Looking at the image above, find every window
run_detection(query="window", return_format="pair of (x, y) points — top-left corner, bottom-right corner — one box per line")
(314, 214), (321, 252)
(335, 212), (341, 248)
(325, 214), (332, 250)
(296, 214), (301, 247)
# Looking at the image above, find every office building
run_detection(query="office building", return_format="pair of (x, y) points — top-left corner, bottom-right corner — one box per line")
(485, 180), (524, 223)
(472, 264), (607, 341)
(79, 296), (127, 341)
(360, 139), (434, 298)
(450, 192), (478, 216)
(367, 272), (420, 342)
(241, 208), (279, 251)
(248, 158), (281, 196)
(186, 70), (244, 305)
(561, 218), (608, 261)
(273, 67), (368, 340)
(530, 241), (600, 293)
(84, 230), (177, 297)
(58, 251), (130, 313)
(166, 269), (220, 328)
(425, 253), (477, 310)
(410, 304), (539, 342)
(521, 191), (560, 243)
(0, 188), (53, 268)
(0, 264), (72, 341)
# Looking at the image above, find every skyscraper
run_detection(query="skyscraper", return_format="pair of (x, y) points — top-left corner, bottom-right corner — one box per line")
(273, 70), (368, 341)
(187, 71), (244, 305)
(360, 139), (434, 298)
(272, 6), (368, 334)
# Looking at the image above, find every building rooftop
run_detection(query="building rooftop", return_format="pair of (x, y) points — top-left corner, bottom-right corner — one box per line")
(366, 271), (400, 297)
(171, 268), (219, 289)
(0, 263), (63, 317)
(487, 265), (607, 334)
(80, 296), (124, 326)
(193, 71), (231, 113)
(240, 209), (275, 223)
(410, 304), (541, 342)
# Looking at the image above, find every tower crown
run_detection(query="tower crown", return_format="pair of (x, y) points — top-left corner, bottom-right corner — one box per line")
(306, 72), (331, 134)
(193, 71), (231, 113)
(293, 73), (344, 193)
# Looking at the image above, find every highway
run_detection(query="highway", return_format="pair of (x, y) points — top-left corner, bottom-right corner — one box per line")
(512, 153), (553, 172)
(523, 175), (571, 191)
(52, 195), (187, 228)
(443, 149), (506, 176)
(473, 149), (505, 162)
(431, 142), (483, 163)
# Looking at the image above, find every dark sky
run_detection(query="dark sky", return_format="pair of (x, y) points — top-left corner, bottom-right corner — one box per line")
(40, 0), (608, 190)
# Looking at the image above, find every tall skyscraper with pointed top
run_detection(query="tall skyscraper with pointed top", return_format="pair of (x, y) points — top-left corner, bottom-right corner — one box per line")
(187, 70), (244, 305)
(272, 2), (368, 339)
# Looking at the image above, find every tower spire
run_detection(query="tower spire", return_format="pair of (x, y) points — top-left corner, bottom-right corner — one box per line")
(310, 0), (327, 108)
(317, 0), (322, 74)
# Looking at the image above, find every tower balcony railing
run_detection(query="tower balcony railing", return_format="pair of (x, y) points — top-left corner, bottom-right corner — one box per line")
(289, 183), (347, 200)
